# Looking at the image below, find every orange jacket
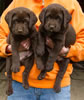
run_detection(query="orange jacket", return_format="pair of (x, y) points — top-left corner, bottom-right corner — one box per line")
(0, 0), (84, 88)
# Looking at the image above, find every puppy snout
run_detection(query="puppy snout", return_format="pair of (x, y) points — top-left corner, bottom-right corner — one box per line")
(18, 30), (23, 33)
(49, 25), (55, 31)
(18, 28), (23, 33)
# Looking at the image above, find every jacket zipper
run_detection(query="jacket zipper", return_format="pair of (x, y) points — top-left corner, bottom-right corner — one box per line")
(42, 0), (45, 6)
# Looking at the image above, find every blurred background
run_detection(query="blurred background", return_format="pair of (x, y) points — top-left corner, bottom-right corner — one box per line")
(0, 0), (12, 16)
(0, 0), (84, 16)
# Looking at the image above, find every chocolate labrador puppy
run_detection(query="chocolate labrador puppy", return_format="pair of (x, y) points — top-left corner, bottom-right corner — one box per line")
(36, 4), (76, 92)
(5, 7), (37, 95)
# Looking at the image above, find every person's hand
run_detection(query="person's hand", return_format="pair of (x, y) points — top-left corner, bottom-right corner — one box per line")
(46, 37), (54, 49)
(20, 38), (30, 50)
(59, 46), (69, 56)
(6, 38), (31, 53)
(45, 37), (69, 56)
(6, 44), (12, 53)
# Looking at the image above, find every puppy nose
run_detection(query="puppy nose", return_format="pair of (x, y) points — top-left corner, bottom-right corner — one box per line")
(49, 25), (54, 30)
(18, 29), (23, 33)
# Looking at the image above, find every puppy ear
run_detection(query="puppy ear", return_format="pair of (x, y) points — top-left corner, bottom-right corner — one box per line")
(39, 8), (46, 25)
(5, 10), (14, 29)
(62, 9), (72, 28)
(29, 12), (37, 29)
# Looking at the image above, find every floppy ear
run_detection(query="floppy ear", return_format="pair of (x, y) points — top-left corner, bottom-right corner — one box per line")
(62, 9), (72, 28)
(5, 10), (14, 29)
(39, 8), (46, 25)
(29, 11), (37, 29)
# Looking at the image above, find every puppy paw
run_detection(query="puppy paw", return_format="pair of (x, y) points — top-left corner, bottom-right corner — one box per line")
(38, 72), (46, 80)
(37, 65), (44, 70)
(46, 67), (53, 72)
(45, 64), (53, 72)
(6, 89), (13, 96)
(54, 85), (61, 93)
(23, 82), (29, 89)
(36, 62), (44, 70)
(11, 65), (20, 73)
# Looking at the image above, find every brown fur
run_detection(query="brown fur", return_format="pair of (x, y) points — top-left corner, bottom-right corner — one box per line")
(5, 7), (37, 95)
(36, 4), (76, 92)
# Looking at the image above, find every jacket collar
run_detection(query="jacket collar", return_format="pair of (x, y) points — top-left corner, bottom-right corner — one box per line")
(34, 0), (45, 5)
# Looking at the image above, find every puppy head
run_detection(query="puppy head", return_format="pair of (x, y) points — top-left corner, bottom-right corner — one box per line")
(39, 4), (71, 34)
(5, 7), (37, 36)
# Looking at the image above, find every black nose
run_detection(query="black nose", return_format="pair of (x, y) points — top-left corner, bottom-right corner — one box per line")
(18, 29), (23, 33)
(49, 25), (55, 31)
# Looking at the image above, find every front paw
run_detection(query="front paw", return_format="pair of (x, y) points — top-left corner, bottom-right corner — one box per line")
(23, 82), (29, 89)
(46, 63), (53, 72)
(38, 72), (46, 80)
(54, 85), (61, 93)
(11, 64), (20, 73)
(6, 88), (13, 96)
(36, 61), (44, 70)
(37, 65), (44, 71)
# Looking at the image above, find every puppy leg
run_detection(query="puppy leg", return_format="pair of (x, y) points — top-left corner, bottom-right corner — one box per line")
(38, 70), (46, 80)
(35, 54), (45, 70)
(37, 50), (49, 80)
(22, 55), (34, 89)
(46, 42), (63, 72)
(11, 36), (20, 72)
(38, 54), (48, 80)
(54, 58), (70, 93)
(6, 56), (13, 96)
(36, 32), (45, 56)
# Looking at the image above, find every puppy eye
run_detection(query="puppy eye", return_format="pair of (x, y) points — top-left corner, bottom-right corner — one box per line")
(23, 19), (27, 22)
(55, 16), (60, 19)
(55, 16), (62, 21)
(45, 15), (49, 19)
(46, 14), (52, 18)
(13, 20), (18, 24)
(23, 18), (29, 22)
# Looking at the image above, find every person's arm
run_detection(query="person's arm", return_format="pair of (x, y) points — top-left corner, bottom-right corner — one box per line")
(0, 0), (15, 57)
(67, 0), (84, 62)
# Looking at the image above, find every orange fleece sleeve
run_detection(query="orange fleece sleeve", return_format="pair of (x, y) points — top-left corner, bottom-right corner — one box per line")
(67, 0), (84, 62)
(0, 0), (15, 57)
